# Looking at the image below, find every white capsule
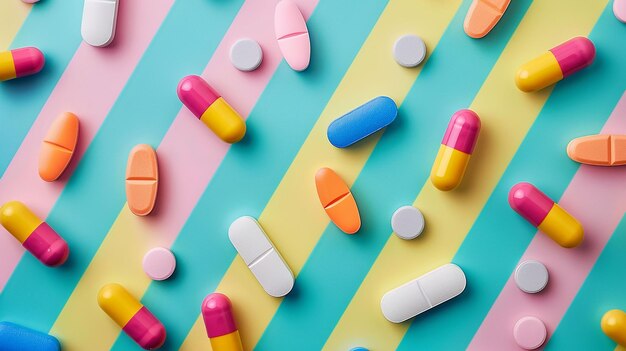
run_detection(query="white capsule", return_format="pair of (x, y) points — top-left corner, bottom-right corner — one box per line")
(81, 0), (119, 47)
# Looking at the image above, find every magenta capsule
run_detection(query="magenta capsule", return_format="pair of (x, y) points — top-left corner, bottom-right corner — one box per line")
(201, 293), (243, 351)
(430, 109), (481, 191)
(0, 201), (69, 266)
(509, 182), (584, 248)
(0, 47), (45, 81)
(177, 75), (246, 143)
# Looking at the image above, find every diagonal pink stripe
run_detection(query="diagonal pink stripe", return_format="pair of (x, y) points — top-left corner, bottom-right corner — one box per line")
(469, 91), (626, 351)
(0, 0), (175, 291)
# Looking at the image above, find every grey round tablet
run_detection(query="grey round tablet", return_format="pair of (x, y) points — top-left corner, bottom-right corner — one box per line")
(515, 260), (549, 294)
(391, 206), (425, 240)
(393, 35), (427, 68)
(229, 38), (263, 72)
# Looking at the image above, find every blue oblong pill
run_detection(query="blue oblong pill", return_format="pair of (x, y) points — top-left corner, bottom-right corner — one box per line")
(0, 322), (61, 351)
(327, 96), (397, 148)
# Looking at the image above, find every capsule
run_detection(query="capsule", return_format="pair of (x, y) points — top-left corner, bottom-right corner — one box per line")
(602, 309), (626, 346)
(0, 47), (45, 81)
(515, 37), (595, 92)
(177, 75), (246, 143)
(98, 283), (166, 350)
(201, 293), (243, 351)
(430, 109), (481, 191)
(0, 321), (60, 351)
(0, 201), (69, 266)
(509, 182), (583, 248)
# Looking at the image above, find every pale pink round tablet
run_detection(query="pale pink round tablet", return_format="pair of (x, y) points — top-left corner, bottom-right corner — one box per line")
(513, 316), (547, 350)
(142, 247), (176, 281)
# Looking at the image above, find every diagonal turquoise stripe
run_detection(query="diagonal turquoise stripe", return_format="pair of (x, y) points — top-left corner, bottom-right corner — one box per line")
(110, 1), (390, 350)
(546, 216), (626, 350)
(397, 4), (626, 350)
(0, 0), (244, 336)
(254, 0), (534, 349)
(0, 0), (82, 178)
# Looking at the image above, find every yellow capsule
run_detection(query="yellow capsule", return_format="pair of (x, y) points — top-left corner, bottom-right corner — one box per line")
(200, 97), (246, 144)
(602, 309), (626, 346)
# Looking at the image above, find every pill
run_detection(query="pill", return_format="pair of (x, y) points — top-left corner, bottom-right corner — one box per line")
(0, 201), (69, 267)
(515, 37), (595, 92)
(81, 0), (119, 47)
(602, 309), (626, 346)
(393, 35), (426, 68)
(177, 75), (246, 143)
(38, 112), (79, 182)
(380, 263), (466, 323)
(349, 348), (368, 351)
(142, 247), (176, 281)
(228, 216), (294, 297)
(391, 205), (424, 240)
(514, 260), (548, 294)
(327, 96), (398, 148)
(274, 0), (310, 71)
(98, 283), (166, 350)
(21, 0), (40, 3)
(430, 109), (481, 191)
(230, 38), (263, 72)
(463, 0), (511, 38)
(567, 134), (626, 166)
(201, 293), (244, 351)
(513, 316), (547, 350)
(615, 0), (626, 23)
(0, 322), (60, 351)
(126, 144), (158, 216)
(0, 47), (44, 81)
(509, 182), (583, 248)
(315, 167), (361, 234)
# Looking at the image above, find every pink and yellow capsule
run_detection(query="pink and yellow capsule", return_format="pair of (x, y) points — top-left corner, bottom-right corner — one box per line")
(515, 37), (595, 92)
(0, 201), (69, 266)
(0, 47), (45, 81)
(177, 75), (246, 143)
(98, 283), (166, 350)
(201, 293), (243, 351)
(430, 109), (481, 191)
(509, 182), (584, 248)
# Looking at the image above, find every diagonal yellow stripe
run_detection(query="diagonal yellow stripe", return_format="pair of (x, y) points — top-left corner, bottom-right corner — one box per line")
(179, 0), (463, 349)
(0, 1), (30, 50)
(322, 0), (608, 350)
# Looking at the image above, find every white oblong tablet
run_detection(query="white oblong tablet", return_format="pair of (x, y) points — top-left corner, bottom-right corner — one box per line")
(380, 263), (466, 323)
(230, 38), (263, 72)
(81, 0), (119, 47)
(142, 247), (176, 281)
(391, 206), (425, 240)
(228, 216), (294, 297)
(393, 35), (427, 68)
(514, 260), (548, 294)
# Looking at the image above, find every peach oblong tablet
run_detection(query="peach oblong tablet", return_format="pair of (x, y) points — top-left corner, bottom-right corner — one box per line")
(38, 112), (79, 182)
(315, 167), (360, 234)
(274, 0), (310, 71)
(463, 0), (511, 39)
(126, 145), (158, 216)
(567, 135), (626, 166)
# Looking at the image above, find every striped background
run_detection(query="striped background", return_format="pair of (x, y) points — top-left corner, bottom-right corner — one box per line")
(1, 0), (625, 350)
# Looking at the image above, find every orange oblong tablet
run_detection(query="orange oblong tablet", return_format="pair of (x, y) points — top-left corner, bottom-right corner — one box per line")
(315, 167), (360, 234)
(463, 0), (511, 39)
(126, 144), (158, 216)
(567, 135), (626, 166)
(38, 112), (79, 182)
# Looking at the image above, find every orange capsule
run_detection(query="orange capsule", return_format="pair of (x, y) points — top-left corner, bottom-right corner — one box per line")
(126, 145), (158, 216)
(315, 167), (360, 234)
(38, 112), (79, 182)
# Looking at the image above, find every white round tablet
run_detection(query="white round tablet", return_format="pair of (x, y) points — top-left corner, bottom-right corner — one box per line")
(514, 260), (549, 294)
(391, 206), (425, 240)
(143, 247), (176, 281)
(229, 38), (263, 72)
(393, 35), (427, 68)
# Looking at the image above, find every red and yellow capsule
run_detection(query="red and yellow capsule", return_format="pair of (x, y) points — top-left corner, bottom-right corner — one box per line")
(430, 109), (481, 191)
(98, 283), (166, 350)
(201, 293), (243, 351)
(0, 47), (45, 81)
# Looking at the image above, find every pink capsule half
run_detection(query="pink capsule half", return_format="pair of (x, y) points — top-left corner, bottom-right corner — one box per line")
(0, 47), (45, 81)
(201, 293), (243, 351)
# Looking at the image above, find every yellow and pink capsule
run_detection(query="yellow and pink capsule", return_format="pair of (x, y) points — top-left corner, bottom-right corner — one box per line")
(515, 37), (595, 92)
(98, 283), (166, 350)
(201, 293), (243, 351)
(0, 47), (45, 81)
(431, 109), (481, 191)
(509, 182), (583, 248)
(0, 201), (69, 266)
